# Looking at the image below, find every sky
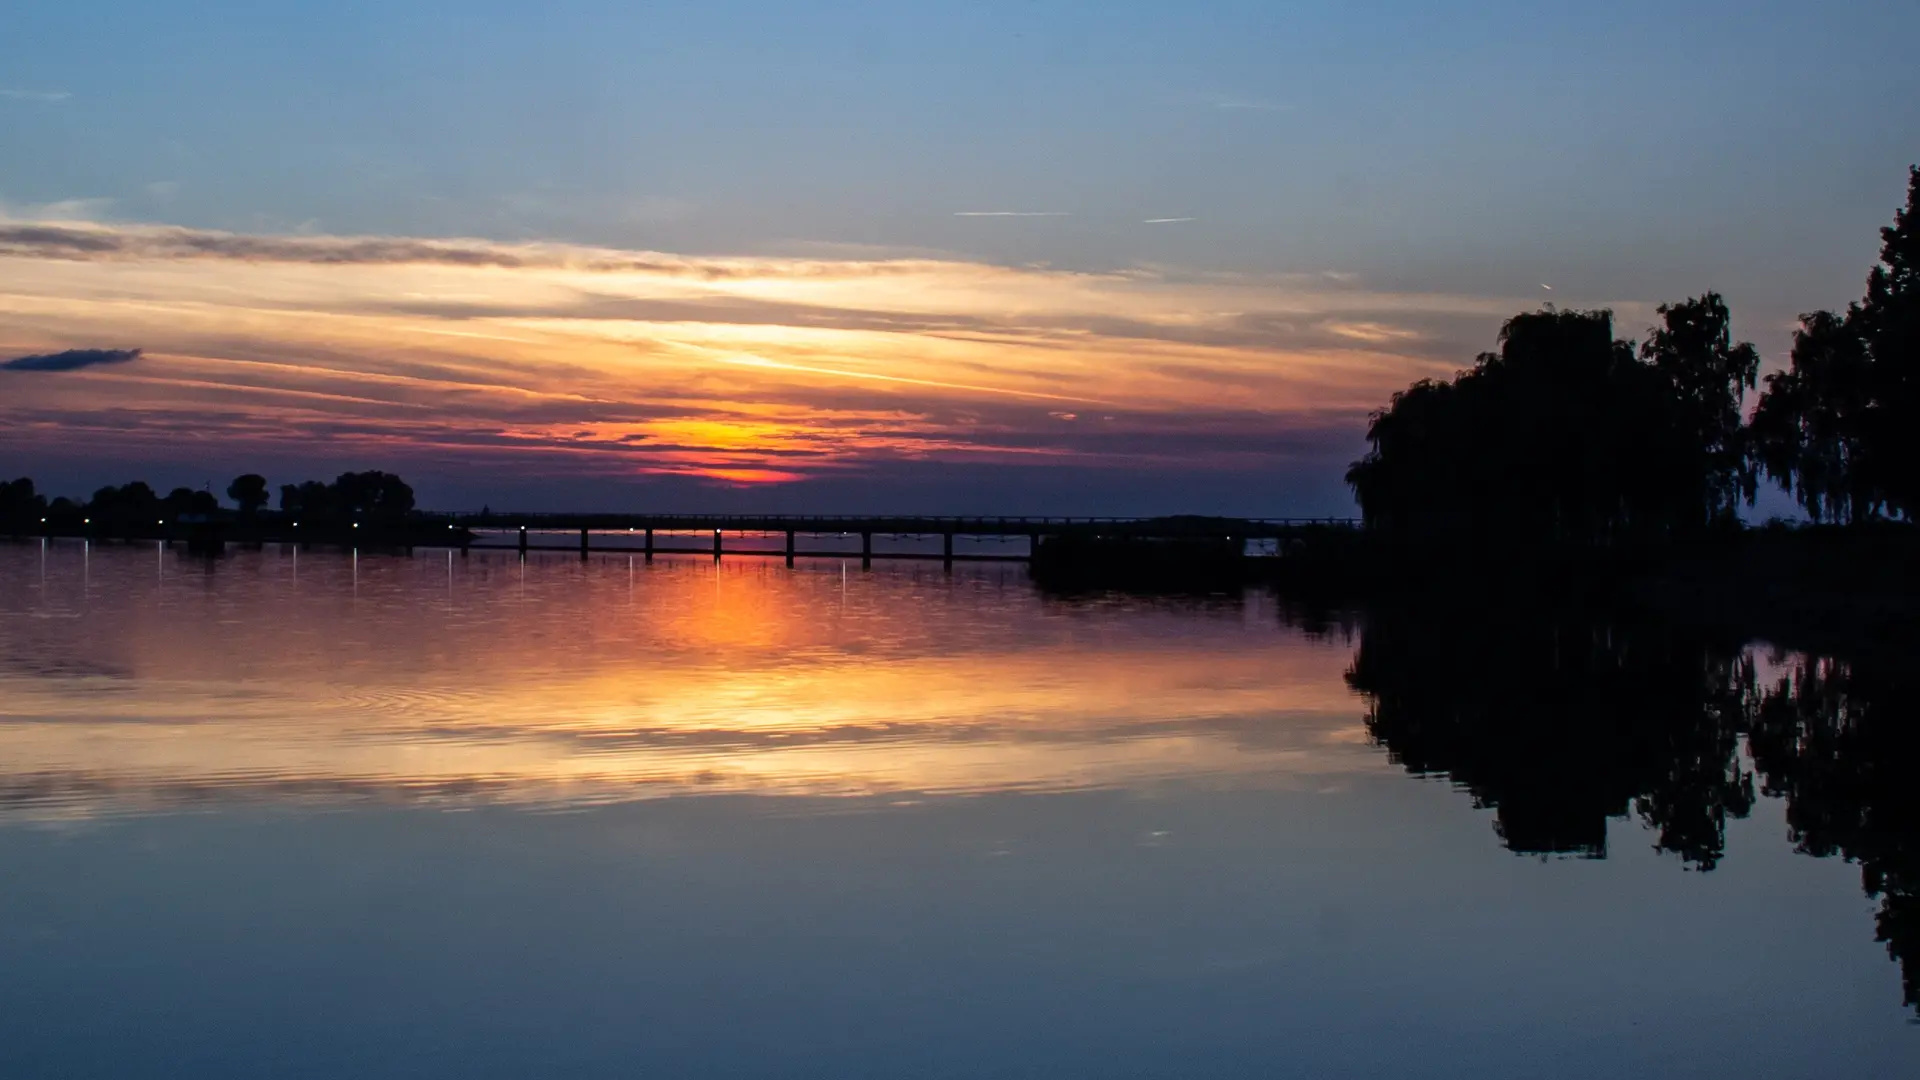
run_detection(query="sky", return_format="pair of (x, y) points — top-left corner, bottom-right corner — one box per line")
(2, 1), (1918, 513)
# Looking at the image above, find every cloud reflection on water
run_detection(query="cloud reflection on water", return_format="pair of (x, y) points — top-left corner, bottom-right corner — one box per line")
(0, 543), (1371, 820)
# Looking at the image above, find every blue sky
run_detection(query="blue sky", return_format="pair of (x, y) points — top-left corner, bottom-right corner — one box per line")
(2, 1), (1917, 511)
(8, 1), (1915, 292)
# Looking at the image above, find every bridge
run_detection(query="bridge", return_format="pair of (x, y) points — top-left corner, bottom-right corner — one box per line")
(431, 512), (1359, 565)
(18, 511), (1361, 566)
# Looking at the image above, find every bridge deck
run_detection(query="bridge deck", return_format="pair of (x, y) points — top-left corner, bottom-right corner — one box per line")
(439, 513), (1356, 539)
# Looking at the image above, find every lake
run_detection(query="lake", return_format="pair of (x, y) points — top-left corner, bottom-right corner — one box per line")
(1, 540), (1913, 1078)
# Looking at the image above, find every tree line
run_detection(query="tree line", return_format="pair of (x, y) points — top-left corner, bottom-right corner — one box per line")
(0, 471), (415, 531)
(1350, 165), (1920, 540)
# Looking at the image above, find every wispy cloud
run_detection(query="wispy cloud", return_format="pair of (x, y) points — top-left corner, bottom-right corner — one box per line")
(0, 198), (114, 223)
(0, 221), (917, 279)
(1205, 95), (1292, 112)
(0, 219), (1526, 488)
(0, 89), (70, 103)
(3, 347), (141, 372)
(953, 211), (1070, 218)
(1143, 218), (1196, 224)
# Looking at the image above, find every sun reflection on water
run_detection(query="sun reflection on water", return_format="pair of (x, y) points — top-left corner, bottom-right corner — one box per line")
(0, 542), (1371, 820)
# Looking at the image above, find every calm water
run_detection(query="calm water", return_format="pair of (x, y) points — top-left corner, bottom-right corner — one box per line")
(0, 541), (1912, 1078)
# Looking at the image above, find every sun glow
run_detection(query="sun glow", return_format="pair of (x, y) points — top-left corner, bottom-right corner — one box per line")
(0, 222), (1495, 488)
(0, 548), (1373, 820)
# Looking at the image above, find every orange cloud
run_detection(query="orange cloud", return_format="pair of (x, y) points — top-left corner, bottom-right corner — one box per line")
(0, 221), (1514, 487)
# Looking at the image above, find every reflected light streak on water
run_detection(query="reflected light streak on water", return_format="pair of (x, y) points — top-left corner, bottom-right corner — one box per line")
(0, 542), (1365, 820)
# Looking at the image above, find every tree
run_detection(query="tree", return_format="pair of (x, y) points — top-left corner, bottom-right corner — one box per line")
(1348, 306), (1732, 545)
(1748, 311), (1878, 522)
(87, 482), (160, 526)
(1751, 165), (1920, 521)
(1640, 293), (1760, 522)
(276, 472), (414, 524)
(161, 486), (219, 519)
(280, 480), (333, 519)
(1862, 166), (1920, 517)
(0, 478), (46, 527)
(227, 474), (269, 516)
(331, 471), (414, 521)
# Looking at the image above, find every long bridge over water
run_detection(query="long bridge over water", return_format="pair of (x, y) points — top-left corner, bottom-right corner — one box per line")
(18, 511), (1360, 568)
(430, 512), (1358, 565)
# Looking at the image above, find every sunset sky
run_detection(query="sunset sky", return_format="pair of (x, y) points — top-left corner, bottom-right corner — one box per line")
(4, 1), (1918, 513)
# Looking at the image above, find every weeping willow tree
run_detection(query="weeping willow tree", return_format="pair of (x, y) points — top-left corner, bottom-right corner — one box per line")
(1347, 296), (1756, 546)
(1750, 166), (1920, 522)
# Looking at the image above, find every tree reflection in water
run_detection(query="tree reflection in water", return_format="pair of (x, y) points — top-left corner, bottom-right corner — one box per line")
(1340, 602), (1918, 1011)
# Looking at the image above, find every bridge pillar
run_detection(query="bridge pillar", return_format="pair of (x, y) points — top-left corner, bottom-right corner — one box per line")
(713, 528), (723, 561)
(785, 529), (795, 567)
(1028, 532), (1041, 559)
(580, 527), (590, 558)
(943, 531), (954, 569)
(644, 528), (654, 560)
(861, 531), (872, 568)
(518, 526), (528, 553)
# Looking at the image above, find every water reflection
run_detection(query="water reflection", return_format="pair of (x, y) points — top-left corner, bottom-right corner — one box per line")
(1344, 598), (1919, 1012)
(2, 539), (1917, 1051)
(1748, 655), (1920, 1011)
(0, 542), (1365, 817)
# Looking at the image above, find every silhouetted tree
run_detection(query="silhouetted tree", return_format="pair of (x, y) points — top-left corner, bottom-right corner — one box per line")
(331, 471), (414, 521)
(1749, 311), (1879, 522)
(86, 482), (161, 529)
(1862, 167), (1920, 517)
(226, 473), (269, 516)
(0, 477), (46, 529)
(276, 472), (414, 525)
(1348, 306), (1740, 545)
(1751, 166), (1920, 521)
(279, 480), (334, 519)
(1641, 292), (1760, 522)
(161, 486), (219, 519)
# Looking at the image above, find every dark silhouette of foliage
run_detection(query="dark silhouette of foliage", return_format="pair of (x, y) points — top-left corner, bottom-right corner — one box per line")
(1348, 304), (1754, 545)
(1749, 311), (1879, 522)
(1641, 293), (1760, 518)
(1861, 166), (1920, 518)
(0, 469), (417, 536)
(87, 482), (161, 528)
(0, 477), (47, 528)
(279, 480), (335, 519)
(332, 470), (415, 520)
(226, 473), (269, 516)
(1751, 166), (1920, 521)
(161, 486), (219, 518)
(279, 471), (415, 523)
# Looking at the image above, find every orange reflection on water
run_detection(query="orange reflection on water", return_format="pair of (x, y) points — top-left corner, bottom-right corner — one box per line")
(0, 544), (1373, 820)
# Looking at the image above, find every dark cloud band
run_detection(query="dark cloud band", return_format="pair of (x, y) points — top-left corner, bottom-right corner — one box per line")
(2, 347), (142, 372)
